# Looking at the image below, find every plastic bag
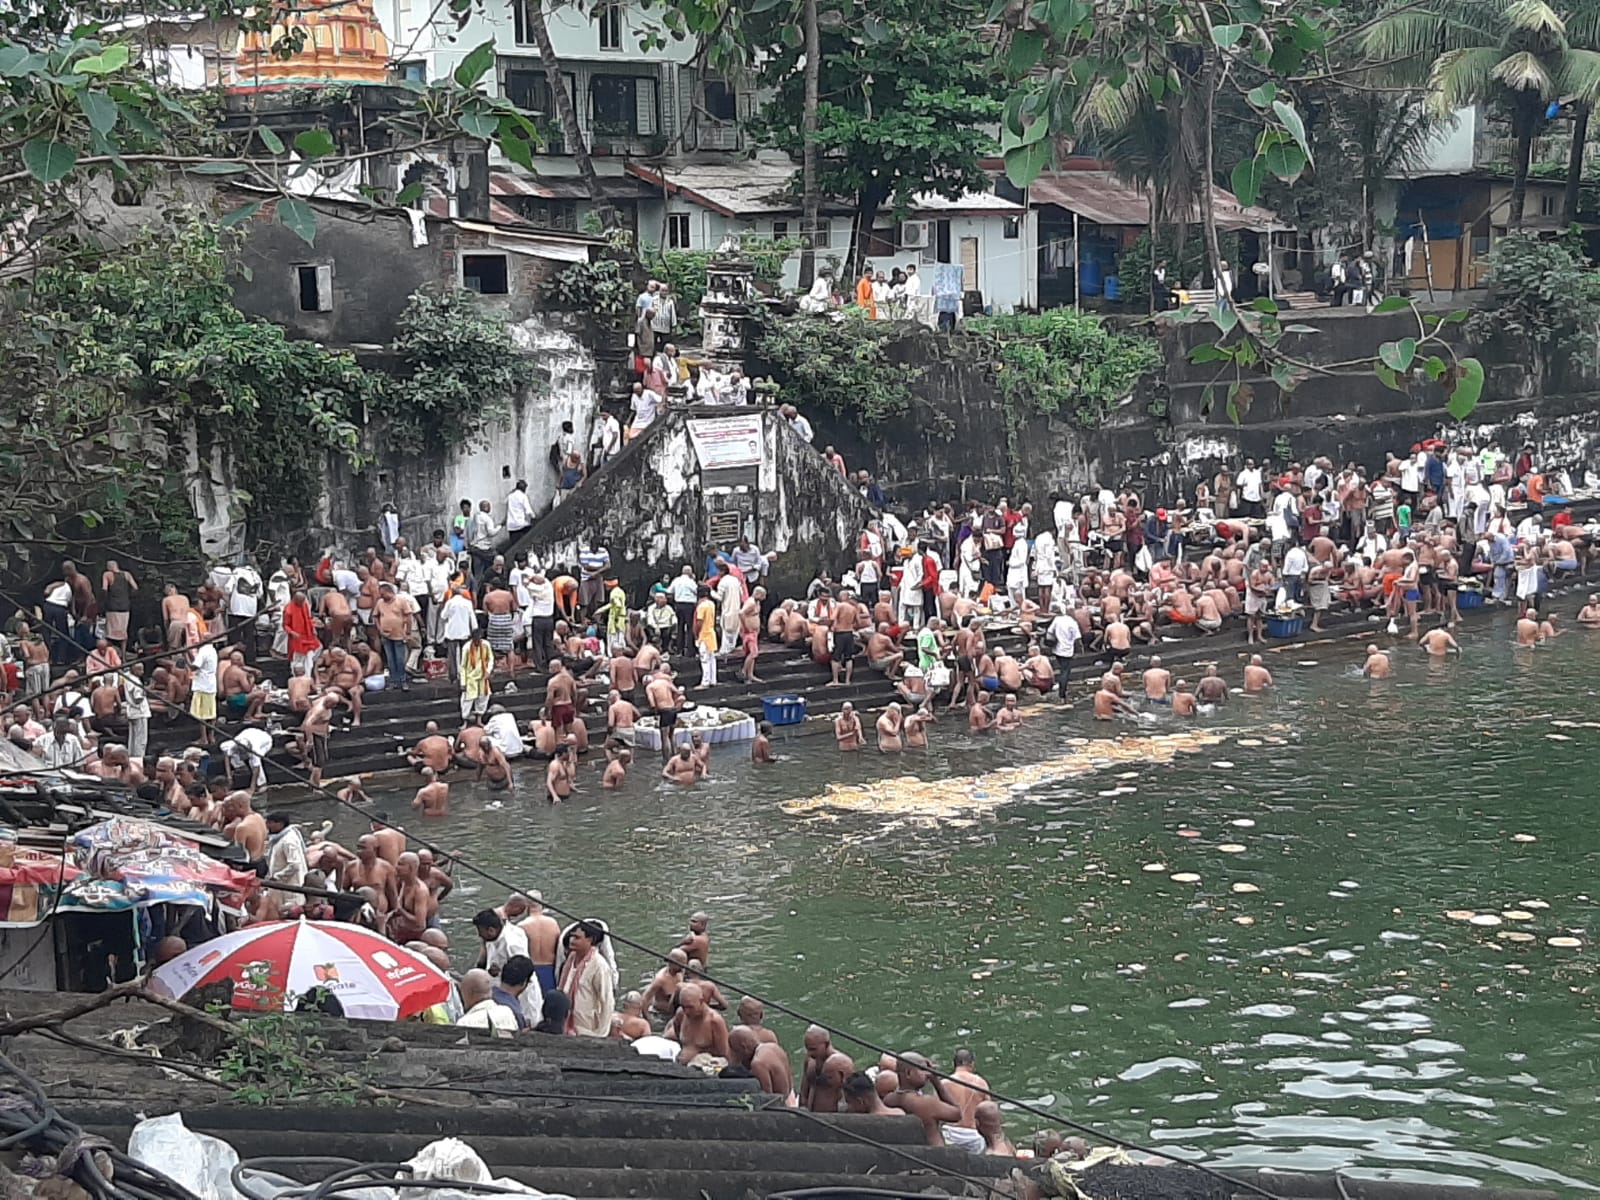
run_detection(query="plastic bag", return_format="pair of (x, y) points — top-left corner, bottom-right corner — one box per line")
(127, 1113), (242, 1200)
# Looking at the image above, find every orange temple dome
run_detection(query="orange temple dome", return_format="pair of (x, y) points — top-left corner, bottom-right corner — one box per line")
(231, 0), (391, 92)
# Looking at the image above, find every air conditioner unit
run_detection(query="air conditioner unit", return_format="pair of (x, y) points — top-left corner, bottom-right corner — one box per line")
(900, 220), (931, 249)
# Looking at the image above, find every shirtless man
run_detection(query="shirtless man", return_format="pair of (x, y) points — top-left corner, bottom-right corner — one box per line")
(285, 671), (316, 716)
(602, 743), (631, 788)
(1362, 644), (1392, 678)
(976, 1102), (1015, 1156)
(903, 706), (932, 749)
(828, 590), (862, 686)
(994, 651), (1024, 695)
(319, 586), (354, 651)
(546, 660), (579, 742)
(995, 693), (1023, 732)
(1103, 616), (1132, 664)
(1242, 654), (1273, 692)
(614, 992), (653, 1040)
(1580, 594), (1600, 627)
(299, 692), (339, 788)
(1142, 656), (1172, 704)
(888, 1052), (965, 1148)
(409, 722), (453, 773)
(799, 1026), (839, 1111)
(546, 744), (576, 801)
(1420, 627), (1461, 656)
(1021, 643), (1054, 694)
(728, 1026), (794, 1099)
(1195, 665), (1228, 707)
(1171, 680), (1197, 716)
(844, 1071), (894, 1115)
(667, 983), (729, 1063)
(1093, 682), (1139, 720)
(677, 911), (710, 965)
(865, 624), (904, 679)
(947, 1048), (991, 1135)
(477, 737), (513, 790)
(738, 588), (766, 685)
(411, 767), (449, 816)
(876, 702), (903, 752)
(834, 702), (864, 751)
(689, 731), (712, 777)
(751, 721), (776, 764)
(968, 691), (994, 732)
(1538, 610), (1560, 641)
(643, 948), (688, 1022)
(321, 649), (363, 727)
(388, 852), (431, 945)
(644, 669), (684, 762)
(1515, 608), (1542, 646)
(662, 744), (700, 784)
(161, 584), (191, 649)
(223, 792), (268, 862)
(734, 997), (780, 1046)
(608, 652), (638, 700)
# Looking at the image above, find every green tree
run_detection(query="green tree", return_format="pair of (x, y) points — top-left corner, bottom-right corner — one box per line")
(1363, 0), (1600, 227)
(0, 219), (372, 560)
(745, 0), (1005, 271)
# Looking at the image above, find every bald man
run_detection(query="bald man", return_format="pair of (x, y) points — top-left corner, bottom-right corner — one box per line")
(727, 1025), (793, 1099)
(667, 982), (728, 1063)
(887, 1052), (964, 1148)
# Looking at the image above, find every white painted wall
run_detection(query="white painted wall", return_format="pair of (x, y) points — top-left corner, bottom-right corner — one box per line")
(382, 0), (694, 85)
(635, 201), (1035, 310)
(1412, 107), (1477, 174)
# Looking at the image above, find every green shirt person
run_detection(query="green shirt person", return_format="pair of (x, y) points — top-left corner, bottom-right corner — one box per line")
(917, 624), (942, 671)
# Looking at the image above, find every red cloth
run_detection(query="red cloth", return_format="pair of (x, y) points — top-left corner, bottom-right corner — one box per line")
(283, 598), (320, 656)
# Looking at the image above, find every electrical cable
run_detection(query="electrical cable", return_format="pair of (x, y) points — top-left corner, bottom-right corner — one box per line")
(0, 580), (1285, 1197)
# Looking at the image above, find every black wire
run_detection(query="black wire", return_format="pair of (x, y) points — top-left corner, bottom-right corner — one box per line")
(0, 581), (1282, 1199)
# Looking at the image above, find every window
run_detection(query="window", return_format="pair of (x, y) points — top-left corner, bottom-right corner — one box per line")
(772, 220), (789, 240)
(1003, 216), (1020, 240)
(596, 4), (623, 50)
(811, 219), (831, 250)
(589, 75), (657, 136)
(702, 80), (738, 121)
(667, 213), (691, 249)
(296, 264), (333, 312)
(340, 23), (360, 50)
(1540, 192), (1558, 217)
(512, 0), (535, 45)
(461, 253), (509, 294)
(864, 225), (895, 258)
(397, 59), (425, 82)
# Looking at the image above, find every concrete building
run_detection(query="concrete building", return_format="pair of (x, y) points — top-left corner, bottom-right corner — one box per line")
(624, 157), (1037, 311)
(378, 0), (746, 233)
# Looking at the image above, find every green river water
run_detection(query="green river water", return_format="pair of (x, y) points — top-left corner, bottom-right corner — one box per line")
(312, 609), (1600, 1193)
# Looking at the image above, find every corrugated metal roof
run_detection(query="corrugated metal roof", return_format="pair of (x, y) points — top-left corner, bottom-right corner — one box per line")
(491, 169), (651, 201)
(623, 160), (1021, 218)
(1027, 170), (1284, 232)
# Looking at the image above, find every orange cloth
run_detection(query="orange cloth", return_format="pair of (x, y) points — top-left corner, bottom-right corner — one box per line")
(855, 276), (877, 319)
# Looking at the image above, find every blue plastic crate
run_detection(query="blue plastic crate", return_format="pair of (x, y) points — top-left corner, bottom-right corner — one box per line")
(1265, 614), (1307, 638)
(761, 694), (807, 726)
(1458, 590), (1485, 610)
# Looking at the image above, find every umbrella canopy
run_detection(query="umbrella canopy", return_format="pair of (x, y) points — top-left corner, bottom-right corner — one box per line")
(149, 918), (450, 1020)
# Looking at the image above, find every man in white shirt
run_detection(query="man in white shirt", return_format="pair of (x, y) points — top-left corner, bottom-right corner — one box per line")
(591, 409), (622, 467)
(228, 554), (263, 664)
(265, 812), (308, 893)
(190, 640), (219, 746)
(899, 548), (927, 629)
(422, 547), (453, 647)
(37, 715), (86, 769)
(1236, 460), (1264, 518)
(457, 968), (518, 1037)
(525, 567), (557, 667)
(629, 382), (661, 441)
(781, 404), (813, 443)
(438, 587), (477, 684)
(505, 480), (533, 536)
(1282, 541), (1309, 605)
(473, 909), (530, 976)
(469, 501), (500, 578)
(1398, 452), (1420, 503)
(330, 560), (361, 600)
(1046, 607), (1079, 701)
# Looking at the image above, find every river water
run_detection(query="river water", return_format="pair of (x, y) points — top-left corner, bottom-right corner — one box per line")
(311, 611), (1599, 1192)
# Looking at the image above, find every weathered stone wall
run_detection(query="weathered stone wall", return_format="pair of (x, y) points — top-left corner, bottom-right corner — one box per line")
(804, 311), (1600, 516)
(511, 407), (876, 597)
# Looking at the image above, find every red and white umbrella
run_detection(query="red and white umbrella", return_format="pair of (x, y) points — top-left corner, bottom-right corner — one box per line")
(148, 918), (451, 1021)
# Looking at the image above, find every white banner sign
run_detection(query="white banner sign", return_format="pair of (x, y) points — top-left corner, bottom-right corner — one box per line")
(687, 414), (764, 471)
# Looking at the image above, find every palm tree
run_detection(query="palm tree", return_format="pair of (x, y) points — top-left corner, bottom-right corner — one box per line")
(797, 0), (821, 289)
(1561, 0), (1600, 220)
(1364, 0), (1600, 228)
